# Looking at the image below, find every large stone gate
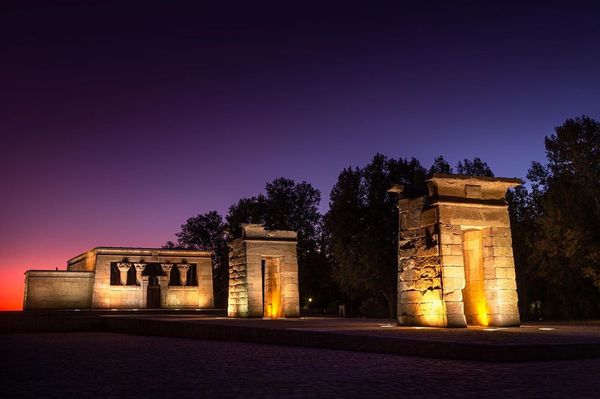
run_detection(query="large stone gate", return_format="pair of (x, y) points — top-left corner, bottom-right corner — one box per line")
(390, 174), (522, 327)
(228, 224), (300, 318)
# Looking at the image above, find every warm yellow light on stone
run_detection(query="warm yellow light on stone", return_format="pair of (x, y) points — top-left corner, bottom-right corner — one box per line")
(462, 230), (489, 326)
(475, 300), (489, 326)
(264, 257), (283, 319)
(393, 175), (522, 328)
(420, 299), (446, 327)
(228, 224), (300, 319)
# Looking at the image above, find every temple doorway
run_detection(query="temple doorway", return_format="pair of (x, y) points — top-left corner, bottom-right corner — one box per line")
(147, 276), (161, 309)
(462, 229), (488, 326)
(262, 257), (283, 319)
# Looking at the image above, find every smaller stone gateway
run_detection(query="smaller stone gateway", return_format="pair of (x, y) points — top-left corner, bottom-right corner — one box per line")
(390, 174), (522, 328)
(228, 224), (300, 318)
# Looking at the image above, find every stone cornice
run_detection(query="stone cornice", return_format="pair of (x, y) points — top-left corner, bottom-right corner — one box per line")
(67, 247), (212, 265)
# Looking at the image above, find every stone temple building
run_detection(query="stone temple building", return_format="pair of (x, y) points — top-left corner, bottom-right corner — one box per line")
(389, 174), (522, 328)
(24, 247), (214, 310)
(228, 224), (300, 318)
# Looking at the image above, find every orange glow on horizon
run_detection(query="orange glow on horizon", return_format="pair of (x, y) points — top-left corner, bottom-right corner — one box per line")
(0, 266), (27, 310)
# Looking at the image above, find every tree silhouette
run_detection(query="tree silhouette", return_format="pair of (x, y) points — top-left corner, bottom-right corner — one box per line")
(514, 115), (600, 318)
(326, 154), (427, 317)
(456, 157), (494, 176)
(165, 211), (229, 307)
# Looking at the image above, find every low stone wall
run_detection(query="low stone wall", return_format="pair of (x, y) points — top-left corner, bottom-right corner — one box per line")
(24, 271), (94, 310)
(165, 286), (205, 308)
(105, 286), (143, 308)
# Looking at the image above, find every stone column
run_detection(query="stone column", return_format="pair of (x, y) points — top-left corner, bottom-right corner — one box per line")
(134, 263), (146, 285)
(116, 262), (132, 285)
(141, 275), (149, 308)
(177, 263), (190, 286)
(157, 276), (169, 308)
(161, 263), (173, 285)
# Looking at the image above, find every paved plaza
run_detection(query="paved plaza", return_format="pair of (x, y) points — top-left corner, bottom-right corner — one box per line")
(2, 332), (600, 398)
(132, 315), (600, 345)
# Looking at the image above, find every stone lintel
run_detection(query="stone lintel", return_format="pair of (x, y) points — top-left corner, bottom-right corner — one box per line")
(426, 174), (522, 203)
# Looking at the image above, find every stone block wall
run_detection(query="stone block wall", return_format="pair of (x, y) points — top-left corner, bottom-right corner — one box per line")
(86, 249), (214, 309)
(228, 224), (300, 318)
(438, 223), (467, 327)
(398, 196), (448, 327)
(24, 271), (94, 310)
(24, 247), (214, 310)
(394, 174), (522, 328)
(228, 238), (249, 316)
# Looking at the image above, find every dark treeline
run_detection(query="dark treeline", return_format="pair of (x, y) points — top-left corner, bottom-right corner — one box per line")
(166, 116), (600, 320)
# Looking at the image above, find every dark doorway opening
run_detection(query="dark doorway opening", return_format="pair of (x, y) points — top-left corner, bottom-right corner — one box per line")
(147, 277), (161, 309)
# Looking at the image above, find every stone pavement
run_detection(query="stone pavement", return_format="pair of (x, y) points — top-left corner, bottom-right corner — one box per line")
(103, 315), (600, 361)
(2, 332), (599, 398)
(2, 312), (600, 361)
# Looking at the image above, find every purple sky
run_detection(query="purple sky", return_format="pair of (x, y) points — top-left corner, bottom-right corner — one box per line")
(1, 1), (599, 308)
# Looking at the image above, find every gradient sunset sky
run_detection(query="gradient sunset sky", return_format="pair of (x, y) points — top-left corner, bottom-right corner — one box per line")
(1, 1), (599, 309)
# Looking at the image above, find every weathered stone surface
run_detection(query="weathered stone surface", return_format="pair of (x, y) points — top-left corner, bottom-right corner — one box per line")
(413, 256), (441, 268)
(441, 255), (463, 267)
(228, 224), (299, 318)
(401, 290), (423, 303)
(491, 227), (512, 238)
(395, 175), (521, 328)
(442, 277), (466, 292)
(485, 289), (518, 303)
(440, 243), (463, 256)
(23, 271), (94, 309)
(422, 289), (442, 302)
(400, 278), (442, 291)
(443, 290), (463, 302)
(485, 301), (520, 315)
(442, 266), (465, 278)
(484, 278), (517, 290)
(418, 266), (439, 279)
(483, 256), (515, 268)
(445, 301), (464, 315)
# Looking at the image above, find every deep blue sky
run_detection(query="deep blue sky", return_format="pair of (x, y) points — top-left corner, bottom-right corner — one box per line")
(1, 1), (599, 308)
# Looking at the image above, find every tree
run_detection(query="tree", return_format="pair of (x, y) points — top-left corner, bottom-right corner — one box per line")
(428, 155), (453, 175)
(227, 177), (327, 306)
(507, 185), (539, 320)
(226, 195), (268, 237)
(521, 116), (600, 318)
(326, 154), (427, 318)
(325, 167), (366, 311)
(455, 157), (494, 177)
(263, 178), (321, 258)
(166, 211), (229, 307)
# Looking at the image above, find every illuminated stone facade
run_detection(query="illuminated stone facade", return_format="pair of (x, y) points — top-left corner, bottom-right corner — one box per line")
(391, 174), (521, 327)
(228, 224), (300, 318)
(24, 247), (214, 310)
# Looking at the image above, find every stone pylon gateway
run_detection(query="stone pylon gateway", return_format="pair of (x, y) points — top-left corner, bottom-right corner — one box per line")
(228, 224), (300, 318)
(389, 174), (522, 327)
